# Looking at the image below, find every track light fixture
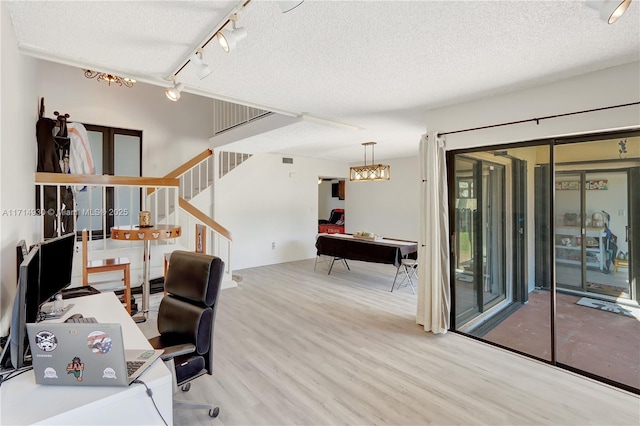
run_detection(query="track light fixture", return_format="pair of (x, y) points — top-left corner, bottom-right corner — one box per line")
(585, 0), (633, 24)
(217, 13), (247, 53)
(165, 79), (184, 102)
(191, 49), (213, 80)
(277, 1), (305, 13)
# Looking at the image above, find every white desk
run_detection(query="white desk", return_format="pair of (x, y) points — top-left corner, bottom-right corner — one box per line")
(0, 292), (173, 425)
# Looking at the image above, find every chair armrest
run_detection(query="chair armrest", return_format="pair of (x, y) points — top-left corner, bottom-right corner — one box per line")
(158, 343), (196, 361)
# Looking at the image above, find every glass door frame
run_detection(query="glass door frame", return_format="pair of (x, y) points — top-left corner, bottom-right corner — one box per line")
(447, 128), (640, 395)
(78, 124), (143, 239)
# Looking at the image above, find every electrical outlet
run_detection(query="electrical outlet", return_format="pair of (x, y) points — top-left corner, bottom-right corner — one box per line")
(618, 209), (625, 216)
(271, 242), (276, 249)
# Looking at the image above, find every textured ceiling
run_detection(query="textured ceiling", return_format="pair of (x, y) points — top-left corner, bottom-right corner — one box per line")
(6, 0), (640, 162)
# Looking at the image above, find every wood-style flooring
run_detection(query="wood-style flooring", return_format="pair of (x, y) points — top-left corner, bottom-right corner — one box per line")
(148, 258), (639, 425)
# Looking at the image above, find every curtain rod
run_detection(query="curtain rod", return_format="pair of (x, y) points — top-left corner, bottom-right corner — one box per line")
(437, 101), (640, 137)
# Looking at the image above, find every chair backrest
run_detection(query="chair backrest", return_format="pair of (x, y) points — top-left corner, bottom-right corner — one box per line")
(328, 208), (345, 224)
(158, 250), (224, 374)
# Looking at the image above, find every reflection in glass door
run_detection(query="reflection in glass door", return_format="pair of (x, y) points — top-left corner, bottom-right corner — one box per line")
(554, 172), (584, 291)
(585, 171), (629, 299)
(454, 157), (479, 322)
(555, 138), (639, 391)
(555, 169), (631, 299)
(453, 156), (506, 326)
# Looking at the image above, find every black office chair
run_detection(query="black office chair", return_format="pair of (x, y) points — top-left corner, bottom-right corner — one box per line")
(148, 250), (224, 418)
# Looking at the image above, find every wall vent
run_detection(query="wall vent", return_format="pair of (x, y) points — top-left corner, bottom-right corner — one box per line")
(282, 157), (293, 164)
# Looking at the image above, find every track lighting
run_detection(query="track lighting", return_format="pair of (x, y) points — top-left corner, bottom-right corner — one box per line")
(191, 49), (213, 80)
(165, 81), (184, 102)
(217, 13), (247, 52)
(277, 1), (304, 13)
(586, 0), (633, 24)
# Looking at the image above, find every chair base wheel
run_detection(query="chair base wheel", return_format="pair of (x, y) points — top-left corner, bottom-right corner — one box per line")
(181, 383), (191, 392)
(209, 407), (220, 418)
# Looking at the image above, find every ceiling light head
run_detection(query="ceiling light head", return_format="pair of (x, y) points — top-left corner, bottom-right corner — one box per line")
(217, 27), (247, 52)
(191, 51), (213, 80)
(165, 82), (184, 102)
(586, 0), (632, 24)
(277, 1), (305, 13)
(217, 13), (247, 52)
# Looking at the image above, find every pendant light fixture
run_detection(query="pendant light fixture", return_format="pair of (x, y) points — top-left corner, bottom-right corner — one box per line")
(349, 142), (390, 181)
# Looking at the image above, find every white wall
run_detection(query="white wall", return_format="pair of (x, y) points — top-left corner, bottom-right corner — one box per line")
(318, 180), (344, 220)
(426, 62), (640, 150)
(36, 61), (214, 177)
(424, 62), (640, 291)
(214, 153), (347, 270)
(345, 156), (421, 241)
(0, 3), (40, 335)
(0, 54), (215, 334)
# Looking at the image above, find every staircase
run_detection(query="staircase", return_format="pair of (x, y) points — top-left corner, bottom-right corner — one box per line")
(146, 149), (235, 288)
(219, 151), (252, 178)
(36, 149), (237, 290)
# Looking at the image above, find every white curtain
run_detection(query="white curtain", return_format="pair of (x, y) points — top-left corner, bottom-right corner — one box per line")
(416, 132), (451, 334)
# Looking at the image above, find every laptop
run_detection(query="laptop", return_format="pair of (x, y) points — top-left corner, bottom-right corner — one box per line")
(27, 323), (163, 386)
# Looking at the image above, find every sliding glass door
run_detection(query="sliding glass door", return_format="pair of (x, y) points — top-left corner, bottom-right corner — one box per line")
(449, 131), (640, 392)
(555, 139), (638, 390)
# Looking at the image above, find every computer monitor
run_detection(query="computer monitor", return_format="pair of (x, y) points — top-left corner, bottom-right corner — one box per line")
(16, 239), (27, 279)
(36, 232), (75, 305)
(1, 233), (75, 370)
(1, 245), (41, 370)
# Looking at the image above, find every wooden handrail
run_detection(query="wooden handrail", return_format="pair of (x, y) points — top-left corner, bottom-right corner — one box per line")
(36, 172), (179, 187)
(147, 148), (212, 195)
(179, 197), (232, 242)
(164, 148), (212, 179)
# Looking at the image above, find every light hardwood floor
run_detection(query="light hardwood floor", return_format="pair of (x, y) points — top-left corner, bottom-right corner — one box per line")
(148, 258), (639, 425)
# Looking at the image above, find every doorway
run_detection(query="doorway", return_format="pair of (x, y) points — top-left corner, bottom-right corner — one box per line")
(317, 178), (345, 233)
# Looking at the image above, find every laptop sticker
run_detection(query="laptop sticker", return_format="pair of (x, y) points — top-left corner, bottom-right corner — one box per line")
(103, 367), (117, 379)
(86, 331), (113, 354)
(43, 367), (58, 379)
(34, 330), (58, 352)
(139, 350), (156, 359)
(66, 356), (84, 382)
